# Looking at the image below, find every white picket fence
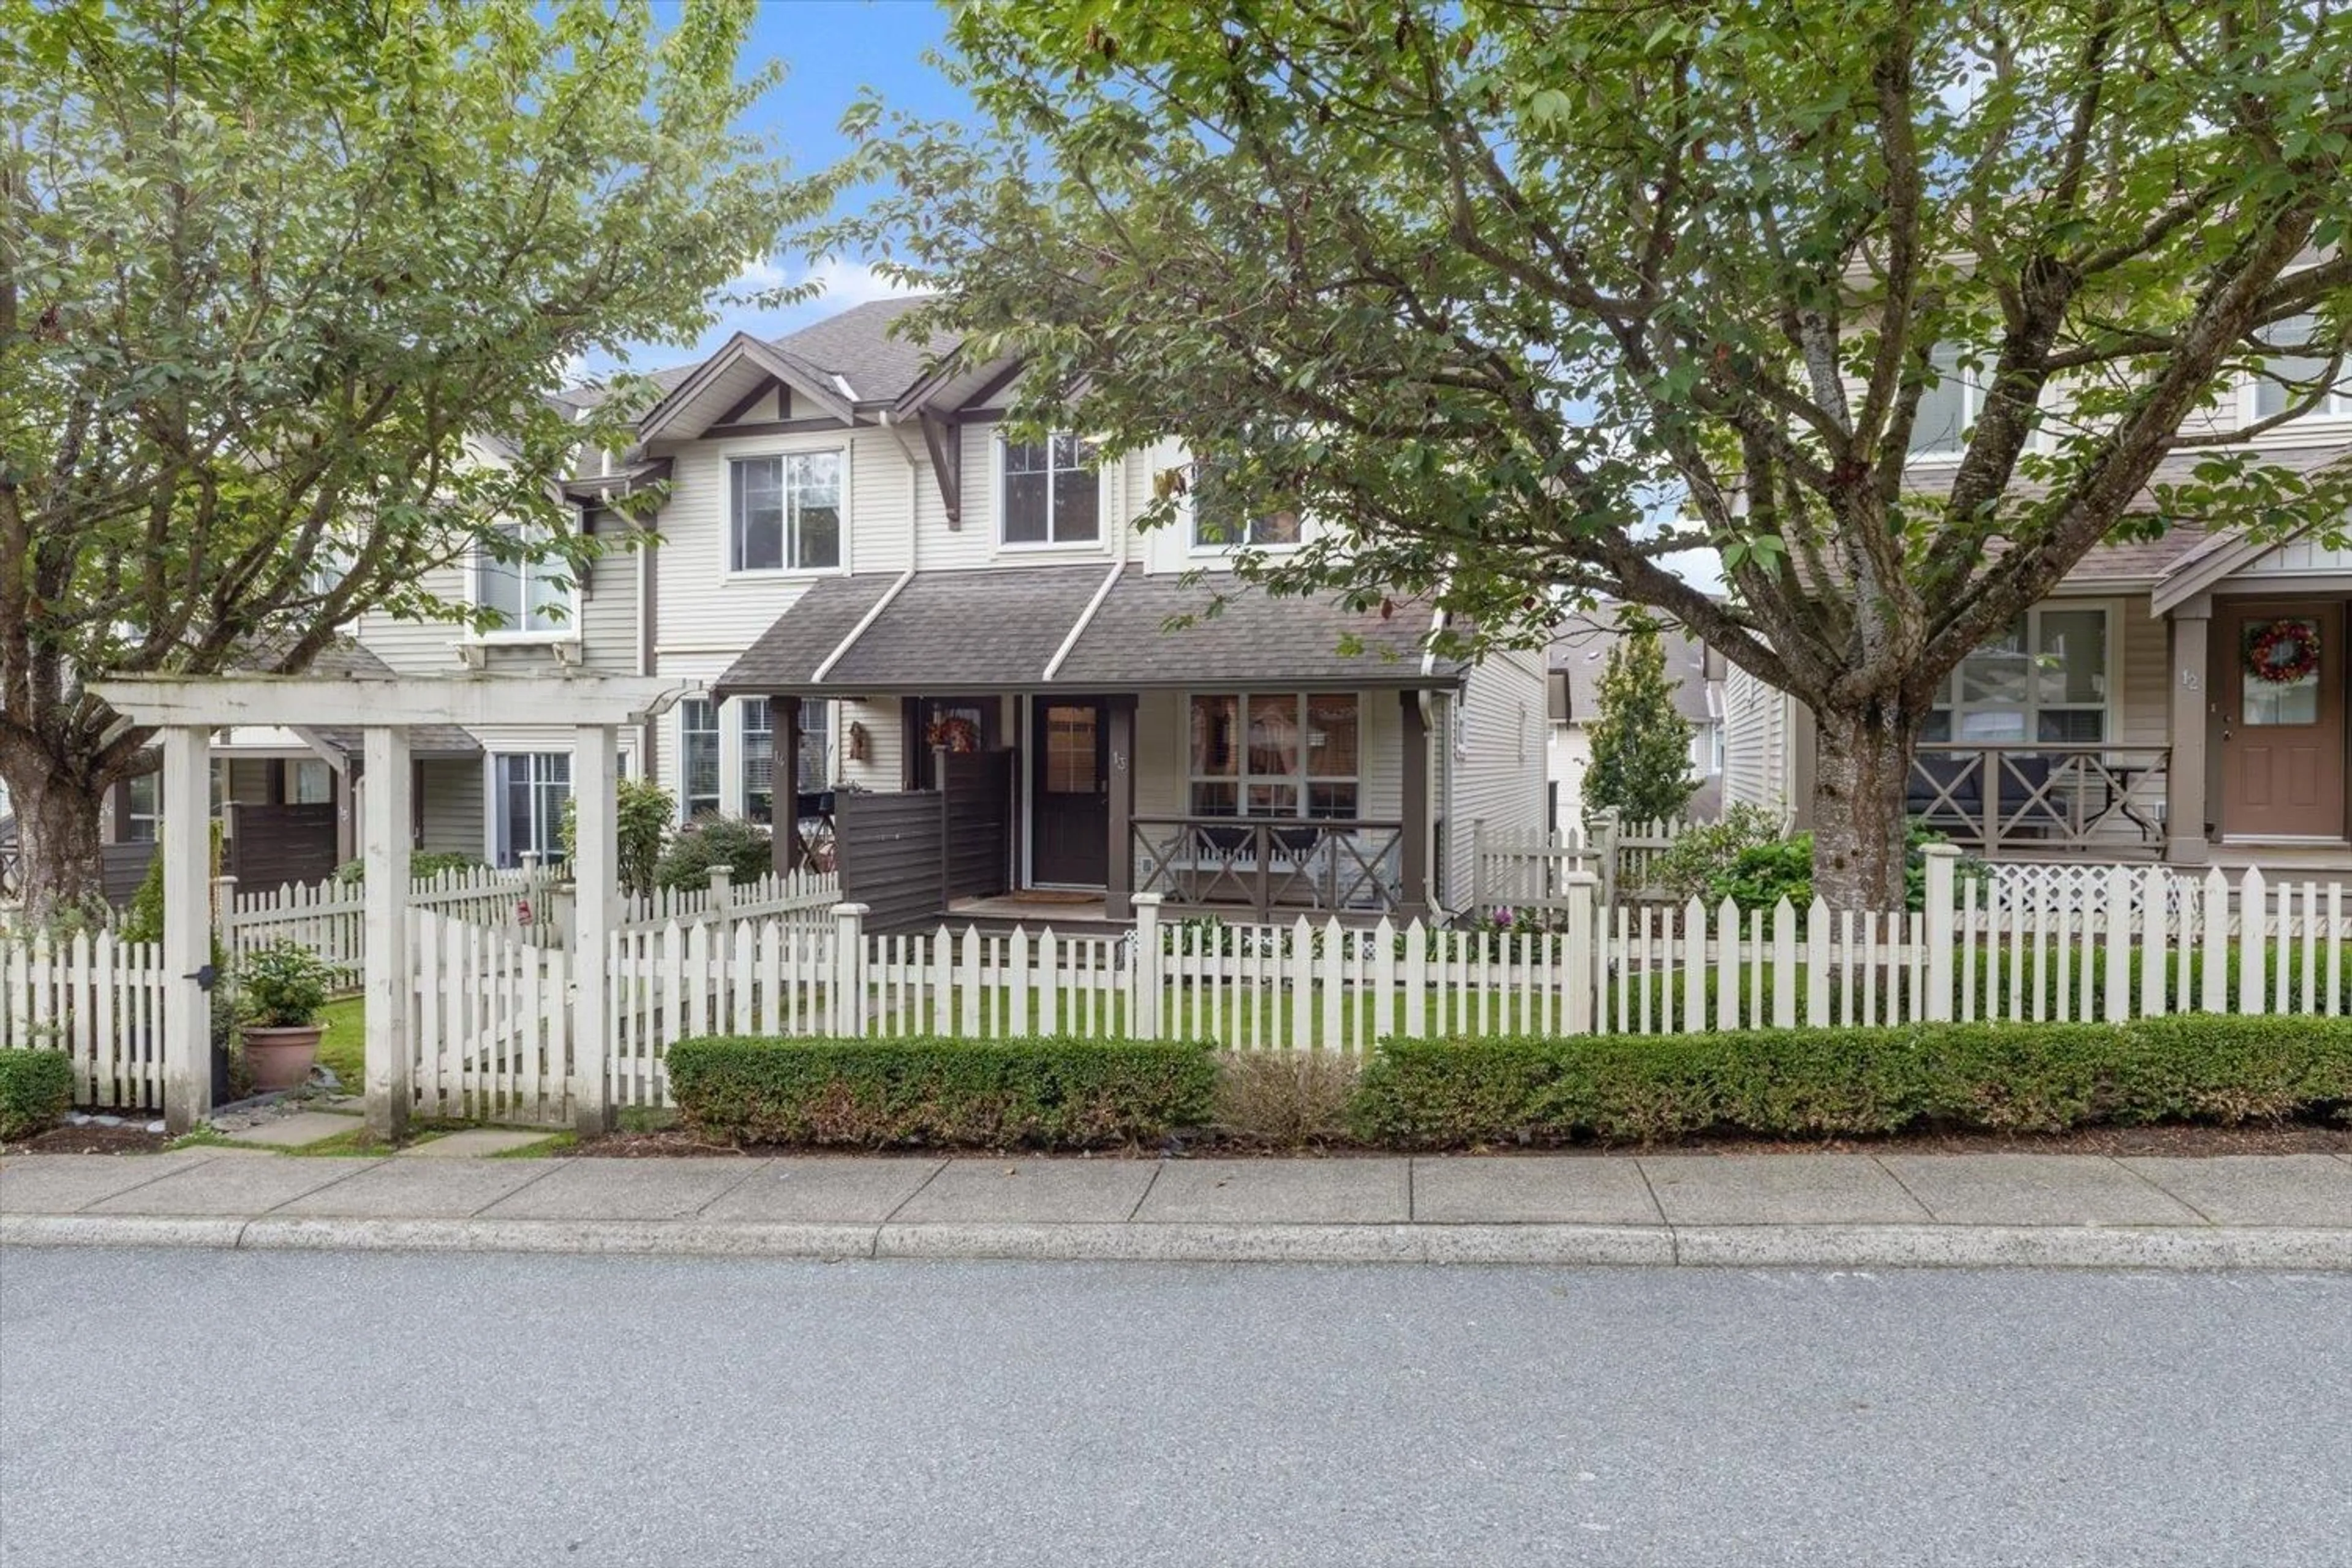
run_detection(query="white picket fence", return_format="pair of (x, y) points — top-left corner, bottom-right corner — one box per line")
(1472, 813), (1694, 912)
(0, 932), (170, 1110)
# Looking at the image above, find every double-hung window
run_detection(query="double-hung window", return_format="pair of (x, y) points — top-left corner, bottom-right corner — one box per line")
(123, 773), (160, 843)
(1908, 342), (1983, 458)
(731, 452), (842, 573)
(2252, 314), (2352, 422)
(741, 699), (774, 825)
(1188, 693), (1360, 818)
(680, 698), (721, 820)
(1924, 607), (2109, 745)
(796, 698), (832, 792)
(1190, 443), (1305, 549)
(494, 753), (570, 868)
(476, 523), (571, 635)
(1001, 434), (1099, 545)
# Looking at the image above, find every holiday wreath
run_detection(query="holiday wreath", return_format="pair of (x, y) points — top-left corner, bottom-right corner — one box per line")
(2245, 619), (2322, 685)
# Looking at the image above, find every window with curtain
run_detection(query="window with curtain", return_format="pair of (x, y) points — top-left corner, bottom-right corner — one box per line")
(730, 452), (843, 572)
(494, 753), (570, 868)
(1001, 434), (1099, 545)
(1923, 608), (2109, 744)
(680, 698), (721, 819)
(1188, 693), (1359, 818)
(798, 698), (832, 791)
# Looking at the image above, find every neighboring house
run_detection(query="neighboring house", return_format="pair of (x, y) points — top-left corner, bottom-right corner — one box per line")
(1547, 611), (1724, 832)
(98, 297), (1548, 922)
(1722, 355), (2352, 868)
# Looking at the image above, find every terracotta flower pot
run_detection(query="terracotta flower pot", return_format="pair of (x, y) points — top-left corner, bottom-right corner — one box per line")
(241, 1025), (323, 1093)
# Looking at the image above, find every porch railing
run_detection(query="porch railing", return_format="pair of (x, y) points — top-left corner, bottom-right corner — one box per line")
(1910, 744), (2170, 856)
(1131, 816), (1404, 920)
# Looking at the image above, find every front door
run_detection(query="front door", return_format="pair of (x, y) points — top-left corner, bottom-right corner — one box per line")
(1031, 697), (1109, 885)
(2214, 600), (2346, 840)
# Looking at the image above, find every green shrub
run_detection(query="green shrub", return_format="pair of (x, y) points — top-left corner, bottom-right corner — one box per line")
(665, 1035), (1217, 1149)
(559, 775), (673, 897)
(119, 819), (225, 945)
(1348, 1016), (2352, 1148)
(655, 815), (773, 893)
(334, 851), (486, 886)
(238, 940), (333, 1027)
(0, 1050), (75, 1142)
(1700, 823), (1985, 916)
(1645, 804), (1781, 903)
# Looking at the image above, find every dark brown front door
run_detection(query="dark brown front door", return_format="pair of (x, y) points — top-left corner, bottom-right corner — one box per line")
(2214, 600), (2346, 840)
(1031, 698), (1109, 885)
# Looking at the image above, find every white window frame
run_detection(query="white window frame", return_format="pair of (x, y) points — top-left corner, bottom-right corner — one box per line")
(1907, 342), (1986, 462)
(470, 522), (578, 643)
(2239, 312), (2352, 430)
(1926, 601), (2119, 747)
(679, 698), (722, 821)
(993, 430), (1110, 553)
(489, 752), (571, 869)
(740, 698), (774, 826)
(725, 446), (850, 578)
(1185, 691), (1363, 821)
(1183, 438), (1311, 556)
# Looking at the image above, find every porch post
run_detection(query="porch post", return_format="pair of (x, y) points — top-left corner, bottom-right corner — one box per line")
(1398, 690), (1431, 919)
(2165, 603), (2212, 865)
(361, 725), (412, 1142)
(774, 694), (804, 876)
(571, 723), (617, 1135)
(1105, 693), (1136, 921)
(159, 725), (214, 1134)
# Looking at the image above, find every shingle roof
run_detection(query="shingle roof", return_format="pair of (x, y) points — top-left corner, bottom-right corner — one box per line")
(1057, 569), (1458, 687)
(562, 295), (944, 416)
(715, 565), (1462, 696)
(1547, 608), (1715, 726)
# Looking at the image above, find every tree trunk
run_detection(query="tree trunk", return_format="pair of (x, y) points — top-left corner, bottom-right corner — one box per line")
(1807, 701), (1919, 911)
(0, 757), (113, 921)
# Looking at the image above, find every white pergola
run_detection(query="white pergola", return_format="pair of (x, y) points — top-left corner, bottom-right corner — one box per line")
(88, 674), (691, 1137)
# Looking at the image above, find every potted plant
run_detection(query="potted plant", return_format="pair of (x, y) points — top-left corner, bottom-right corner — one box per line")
(236, 941), (334, 1092)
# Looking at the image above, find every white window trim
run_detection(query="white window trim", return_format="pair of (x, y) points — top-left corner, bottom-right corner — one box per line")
(677, 698), (725, 823)
(992, 429), (1114, 556)
(1185, 690), (1364, 821)
(722, 442), (853, 581)
(1907, 345), (1987, 464)
(1927, 599), (2122, 746)
(1180, 445), (1313, 558)
(2236, 337), (2352, 431)
(485, 752), (571, 869)
(469, 526), (581, 645)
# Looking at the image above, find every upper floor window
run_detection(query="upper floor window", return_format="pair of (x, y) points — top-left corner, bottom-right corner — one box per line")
(1001, 434), (1099, 546)
(1923, 606), (2109, 744)
(1908, 343), (1981, 458)
(2252, 314), (2351, 423)
(731, 452), (842, 573)
(475, 524), (571, 635)
(1190, 440), (1306, 550)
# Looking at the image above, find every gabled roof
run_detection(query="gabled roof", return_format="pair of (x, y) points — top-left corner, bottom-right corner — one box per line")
(634, 331), (859, 442)
(714, 565), (1461, 698)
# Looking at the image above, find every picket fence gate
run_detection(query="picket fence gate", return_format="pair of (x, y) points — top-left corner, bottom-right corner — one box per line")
(1472, 813), (1697, 914)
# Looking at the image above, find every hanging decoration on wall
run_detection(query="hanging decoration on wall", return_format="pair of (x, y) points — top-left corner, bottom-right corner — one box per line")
(846, 720), (871, 763)
(2244, 619), (2323, 685)
(925, 713), (982, 753)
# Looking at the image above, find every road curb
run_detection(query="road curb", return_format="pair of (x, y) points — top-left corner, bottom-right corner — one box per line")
(7, 1212), (2351, 1268)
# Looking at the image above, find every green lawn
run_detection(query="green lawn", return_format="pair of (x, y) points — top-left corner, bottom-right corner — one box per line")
(315, 993), (365, 1088)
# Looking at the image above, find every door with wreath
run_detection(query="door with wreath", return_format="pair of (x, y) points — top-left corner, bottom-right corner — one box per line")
(2213, 601), (2346, 840)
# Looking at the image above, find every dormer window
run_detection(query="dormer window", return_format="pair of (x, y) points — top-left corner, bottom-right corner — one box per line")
(1908, 343), (1981, 458)
(2252, 314), (2351, 422)
(1001, 434), (1099, 545)
(1191, 456), (1305, 550)
(731, 452), (842, 573)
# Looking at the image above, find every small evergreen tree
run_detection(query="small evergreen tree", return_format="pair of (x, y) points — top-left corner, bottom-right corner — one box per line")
(1583, 619), (1698, 827)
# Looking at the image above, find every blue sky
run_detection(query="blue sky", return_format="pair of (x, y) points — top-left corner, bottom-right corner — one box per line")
(590, 1), (965, 375)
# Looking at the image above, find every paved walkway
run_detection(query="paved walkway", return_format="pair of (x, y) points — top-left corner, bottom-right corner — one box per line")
(4, 1148), (2348, 1268)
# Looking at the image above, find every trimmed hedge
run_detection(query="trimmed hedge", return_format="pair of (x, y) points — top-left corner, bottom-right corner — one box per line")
(666, 1035), (1217, 1149)
(1349, 1016), (2352, 1148)
(0, 1050), (75, 1144)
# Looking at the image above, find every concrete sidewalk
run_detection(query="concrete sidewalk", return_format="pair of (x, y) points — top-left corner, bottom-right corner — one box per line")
(4, 1148), (2349, 1269)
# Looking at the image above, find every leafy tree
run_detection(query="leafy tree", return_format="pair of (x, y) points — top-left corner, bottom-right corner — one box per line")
(837, 0), (2352, 905)
(560, 775), (674, 899)
(1582, 618), (1697, 826)
(0, 0), (804, 915)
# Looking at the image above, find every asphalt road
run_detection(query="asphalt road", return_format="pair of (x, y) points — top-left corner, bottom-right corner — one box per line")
(2, 1251), (2346, 1567)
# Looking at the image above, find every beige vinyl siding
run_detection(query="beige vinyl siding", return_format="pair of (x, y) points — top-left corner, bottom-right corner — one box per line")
(1722, 663), (1791, 818)
(838, 698), (902, 793)
(1444, 649), (1550, 911)
(573, 538), (643, 673)
(2119, 597), (2168, 747)
(417, 758), (484, 858)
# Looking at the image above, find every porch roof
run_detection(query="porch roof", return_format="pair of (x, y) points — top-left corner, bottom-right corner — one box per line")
(715, 564), (1464, 698)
